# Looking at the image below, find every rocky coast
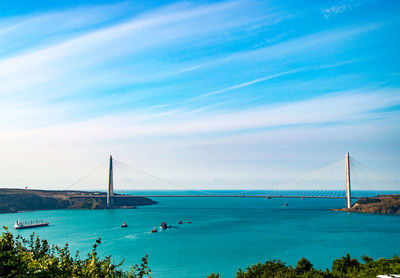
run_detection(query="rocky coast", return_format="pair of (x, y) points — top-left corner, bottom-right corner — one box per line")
(333, 194), (400, 214)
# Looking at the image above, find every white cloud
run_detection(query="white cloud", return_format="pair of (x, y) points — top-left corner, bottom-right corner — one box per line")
(0, 1), (262, 96)
(1, 88), (399, 147)
(1, 88), (399, 190)
(0, 1), (133, 54)
(322, 2), (356, 18)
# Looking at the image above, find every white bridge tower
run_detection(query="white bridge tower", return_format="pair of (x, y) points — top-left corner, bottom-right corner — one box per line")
(107, 155), (114, 208)
(346, 152), (351, 209)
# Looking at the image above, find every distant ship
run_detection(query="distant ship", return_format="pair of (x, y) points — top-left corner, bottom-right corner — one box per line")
(14, 220), (49, 229)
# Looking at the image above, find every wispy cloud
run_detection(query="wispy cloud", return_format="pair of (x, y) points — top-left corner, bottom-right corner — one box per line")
(221, 23), (379, 65)
(2, 87), (399, 188)
(2, 88), (399, 142)
(322, 2), (357, 18)
(184, 60), (358, 104)
(0, 2), (135, 58)
(0, 0), (291, 128)
(186, 70), (300, 102)
(0, 0), (270, 101)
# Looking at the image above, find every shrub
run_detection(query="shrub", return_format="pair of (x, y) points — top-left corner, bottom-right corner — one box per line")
(0, 226), (150, 278)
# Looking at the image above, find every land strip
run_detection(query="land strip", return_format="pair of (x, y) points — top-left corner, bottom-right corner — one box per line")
(0, 188), (157, 213)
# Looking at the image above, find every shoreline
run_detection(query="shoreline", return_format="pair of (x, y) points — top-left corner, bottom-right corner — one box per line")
(0, 188), (157, 214)
(332, 194), (400, 214)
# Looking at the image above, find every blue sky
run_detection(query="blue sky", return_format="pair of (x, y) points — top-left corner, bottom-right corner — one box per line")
(0, 0), (399, 190)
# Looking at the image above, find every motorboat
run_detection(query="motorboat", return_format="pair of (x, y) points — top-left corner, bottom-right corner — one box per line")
(160, 222), (171, 230)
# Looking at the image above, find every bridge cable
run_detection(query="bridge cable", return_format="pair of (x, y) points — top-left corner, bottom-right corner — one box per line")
(63, 160), (108, 191)
(113, 159), (256, 196)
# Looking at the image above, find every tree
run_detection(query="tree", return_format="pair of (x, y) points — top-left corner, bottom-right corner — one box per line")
(210, 253), (400, 277)
(0, 226), (150, 278)
(331, 253), (360, 275)
(235, 259), (293, 278)
(295, 258), (313, 274)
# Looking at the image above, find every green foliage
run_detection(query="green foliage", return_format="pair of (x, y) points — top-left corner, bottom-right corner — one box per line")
(3, 225), (400, 278)
(0, 226), (150, 278)
(210, 254), (400, 278)
(236, 259), (293, 278)
(331, 253), (360, 275)
(295, 258), (313, 274)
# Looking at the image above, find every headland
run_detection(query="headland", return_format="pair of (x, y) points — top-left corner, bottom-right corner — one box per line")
(0, 188), (157, 213)
(333, 194), (400, 214)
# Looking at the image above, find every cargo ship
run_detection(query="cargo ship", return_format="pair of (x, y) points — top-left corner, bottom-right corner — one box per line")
(14, 220), (49, 229)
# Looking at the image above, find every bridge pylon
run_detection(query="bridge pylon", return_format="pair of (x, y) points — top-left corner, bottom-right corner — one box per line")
(107, 155), (114, 208)
(346, 152), (351, 209)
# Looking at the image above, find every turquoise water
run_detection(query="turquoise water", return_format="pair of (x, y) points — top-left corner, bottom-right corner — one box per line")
(1, 196), (400, 277)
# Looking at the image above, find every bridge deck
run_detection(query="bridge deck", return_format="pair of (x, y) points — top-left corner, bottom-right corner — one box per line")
(68, 194), (353, 199)
(140, 195), (350, 199)
(68, 195), (352, 199)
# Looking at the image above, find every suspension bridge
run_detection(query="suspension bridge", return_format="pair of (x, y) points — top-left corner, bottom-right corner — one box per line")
(65, 152), (399, 209)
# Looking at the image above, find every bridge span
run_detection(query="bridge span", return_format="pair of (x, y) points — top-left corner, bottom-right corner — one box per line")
(133, 195), (352, 199)
(104, 153), (355, 208)
(66, 152), (375, 208)
(69, 194), (352, 199)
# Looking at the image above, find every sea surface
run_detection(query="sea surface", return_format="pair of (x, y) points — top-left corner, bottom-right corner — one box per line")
(1, 191), (400, 277)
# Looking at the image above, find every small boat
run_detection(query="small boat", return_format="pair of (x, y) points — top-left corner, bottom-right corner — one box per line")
(283, 203), (288, 207)
(121, 221), (128, 228)
(178, 220), (183, 224)
(14, 219), (49, 230)
(265, 196), (271, 199)
(188, 221), (192, 224)
(150, 226), (157, 233)
(160, 222), (171, 230)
